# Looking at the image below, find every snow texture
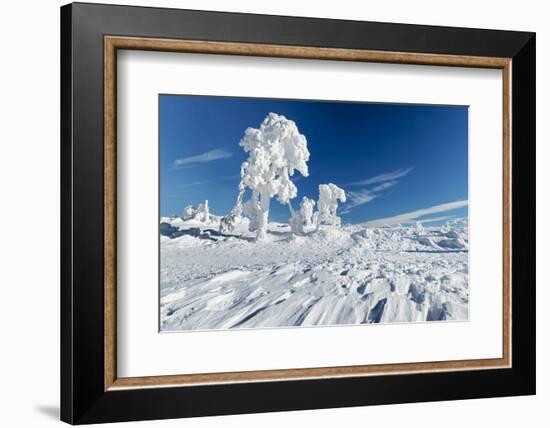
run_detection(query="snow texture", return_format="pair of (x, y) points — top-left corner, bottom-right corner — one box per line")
(160, 215), (469, 331)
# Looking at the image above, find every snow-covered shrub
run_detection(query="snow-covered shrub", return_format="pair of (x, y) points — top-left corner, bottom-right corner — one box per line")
(182, 205), (197, 220)
(196, 200), (210, 222)
(242, 193), (262, 233)
(219, 213), (236, 233)
(316, 183), (346, 227)
(290, 197), (316, 234)
(300, 197), (316, 228)
(235, 113), (310, 240)
(440, 222), (451, 234)
(182, 200), (209, 222)
(289, 211), (302, 235)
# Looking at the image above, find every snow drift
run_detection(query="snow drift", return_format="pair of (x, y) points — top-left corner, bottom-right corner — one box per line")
(160, 216), (469, 331)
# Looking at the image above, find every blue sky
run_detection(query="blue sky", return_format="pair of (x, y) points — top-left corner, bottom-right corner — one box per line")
(160, 95), (468, 226)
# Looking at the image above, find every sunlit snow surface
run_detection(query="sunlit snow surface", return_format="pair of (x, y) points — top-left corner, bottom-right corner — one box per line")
(160, 216), (468, 331)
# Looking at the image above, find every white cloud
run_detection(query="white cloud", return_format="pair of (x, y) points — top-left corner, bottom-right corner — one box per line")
(342, 172), (406, 213)
(370, 180), (398, 192)
(347, 167), (413, 187)
(178, 175), (239, 188)
(346, 189), (377, 209)
(399, 215), (454, 224)
(341, 169), (412, 213)
(366, 200), (468, 226)
(173, 147), (232, 168)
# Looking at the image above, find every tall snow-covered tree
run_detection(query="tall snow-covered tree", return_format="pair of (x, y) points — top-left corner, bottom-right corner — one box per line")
(316, 183), (346, 227)
(233, 113), (310, 240)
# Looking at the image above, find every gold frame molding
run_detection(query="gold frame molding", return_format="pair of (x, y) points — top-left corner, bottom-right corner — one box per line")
(104, 36), (512, 391)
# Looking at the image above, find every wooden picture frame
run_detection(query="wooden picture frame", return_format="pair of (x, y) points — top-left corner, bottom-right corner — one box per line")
(61, 2), (535, 424)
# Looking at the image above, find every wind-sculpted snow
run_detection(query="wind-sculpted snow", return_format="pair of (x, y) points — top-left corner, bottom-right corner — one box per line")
(160, 216), (468, 331)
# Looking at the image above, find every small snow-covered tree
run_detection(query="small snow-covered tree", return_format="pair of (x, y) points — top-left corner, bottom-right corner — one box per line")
(290, 197), (316, 234)
(196, 200), (210, 222)
(242, 194), (261, 233)
(234, 113), (310, 240)
(316, 183), (346, 227)
(289, 211), (302, 235)
(300, 197), (316, 228)
(182, 205), (197, 220)
(440, 221), (451, 234)
(219, 214), (235, 233)
(219, 179), (247, 234)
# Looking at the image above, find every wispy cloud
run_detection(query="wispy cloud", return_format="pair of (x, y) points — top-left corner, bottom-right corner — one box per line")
(370, 180), (399, 193)
(347, 167), (413, 187)
(402, 215), (455, 224)
(173, 147), (232, 168)
(346, 189), (377, 209)
(177, 175), (239, 188)
(365, 200), (468, 227)
(341, 169), (410, 213)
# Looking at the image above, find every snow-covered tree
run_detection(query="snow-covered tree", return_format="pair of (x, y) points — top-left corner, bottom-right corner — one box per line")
(183, 200), (209, 222)
(440, 221), (451, 234)
(182, 205), (197, 220)
(241, 195), (261, 233)
(219, 214), (235, 233)
(219, 179), (247, 234)
(290, 197), (316, 234)
(300, 197), (316, 228)
(316, 183), (346, 227)
(233, 113), (310, 240)
(196, 200), (210, 222)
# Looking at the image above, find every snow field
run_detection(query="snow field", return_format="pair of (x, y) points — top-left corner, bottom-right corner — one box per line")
(160, 216), (468, 331)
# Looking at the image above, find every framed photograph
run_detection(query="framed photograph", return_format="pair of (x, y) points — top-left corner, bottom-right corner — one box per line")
(61, 2), (535, 424)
